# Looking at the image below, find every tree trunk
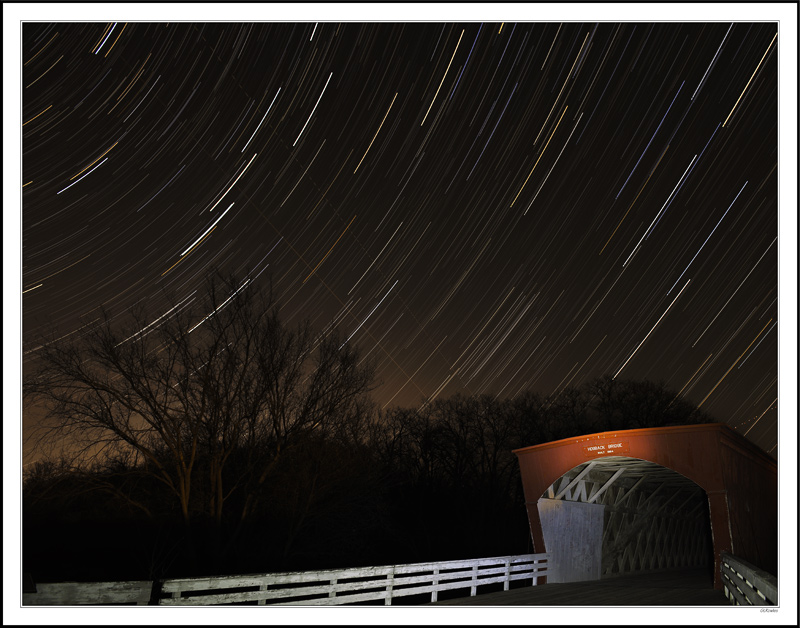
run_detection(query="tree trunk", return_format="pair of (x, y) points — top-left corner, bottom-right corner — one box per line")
(179, 471), (191, 526)
(214, 464), (224, 527)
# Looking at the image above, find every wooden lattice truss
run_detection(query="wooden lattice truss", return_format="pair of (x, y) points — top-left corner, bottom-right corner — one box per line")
(542, 456), (711, 576)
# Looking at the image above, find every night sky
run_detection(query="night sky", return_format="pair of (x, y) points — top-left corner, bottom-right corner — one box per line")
(5, 4), (799, 625)
(16, 13), (789, 462)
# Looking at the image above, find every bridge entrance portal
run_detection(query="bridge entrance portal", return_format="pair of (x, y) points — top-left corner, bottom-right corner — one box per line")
(537, 456), (712, 583)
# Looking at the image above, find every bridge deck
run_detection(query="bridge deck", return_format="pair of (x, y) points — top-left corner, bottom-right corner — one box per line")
(429, 567), (728, 606)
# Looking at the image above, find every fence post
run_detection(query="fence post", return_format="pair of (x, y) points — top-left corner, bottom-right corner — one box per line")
(431, 568), (439, 602)
(329, 578), (337, 600)
(470, 565), (478, 596)
(386, 567), (394, 605)
(148, 580), (162, 605)
(258, 583), (268, 605)
(504, 559), (510, 591)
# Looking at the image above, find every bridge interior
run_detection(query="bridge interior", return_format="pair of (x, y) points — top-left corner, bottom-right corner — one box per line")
(537, 456), (712, 582)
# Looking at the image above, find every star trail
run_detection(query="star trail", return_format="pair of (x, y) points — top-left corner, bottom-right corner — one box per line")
(17, 14), (787, 459)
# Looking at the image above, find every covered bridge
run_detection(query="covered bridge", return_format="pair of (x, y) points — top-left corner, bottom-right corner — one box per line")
(513, 423), (777, 589)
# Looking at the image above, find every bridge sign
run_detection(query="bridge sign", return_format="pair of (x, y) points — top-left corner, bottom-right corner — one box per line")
(582, 441), (630, 457)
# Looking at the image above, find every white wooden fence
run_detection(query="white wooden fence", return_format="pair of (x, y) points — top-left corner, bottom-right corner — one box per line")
(160, 553), (550, 605)
(23, 553), (550, 606)
(720, 552), (777, 606)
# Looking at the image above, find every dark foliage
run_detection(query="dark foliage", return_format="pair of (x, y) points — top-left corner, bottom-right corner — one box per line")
(23, 274), (715, 582)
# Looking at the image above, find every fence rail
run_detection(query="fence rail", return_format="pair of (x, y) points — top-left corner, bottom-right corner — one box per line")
(23, 553), (550, 606)
(720, 552), (777, 606)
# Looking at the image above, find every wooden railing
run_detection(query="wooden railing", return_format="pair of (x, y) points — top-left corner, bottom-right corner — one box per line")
(160, 553), (550, 605)
(23, 553), (550, 606)
(720, 552), (777, 606)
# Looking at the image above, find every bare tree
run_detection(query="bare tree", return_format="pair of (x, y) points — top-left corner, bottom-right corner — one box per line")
(24, 273), (376, 528)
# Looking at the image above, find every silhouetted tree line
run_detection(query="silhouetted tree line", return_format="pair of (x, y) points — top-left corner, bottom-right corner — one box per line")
(23, 274), (714, 583)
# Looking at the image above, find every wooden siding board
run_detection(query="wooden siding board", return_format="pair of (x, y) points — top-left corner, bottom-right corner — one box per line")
(538, 498), (604, 583)
(23, 581), (151, 605)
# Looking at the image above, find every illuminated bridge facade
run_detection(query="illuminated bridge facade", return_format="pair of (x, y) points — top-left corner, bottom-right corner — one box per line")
(513, 423), (777, 590)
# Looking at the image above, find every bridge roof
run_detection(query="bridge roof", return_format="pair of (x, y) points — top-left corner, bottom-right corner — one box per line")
(513, 422), (774, 467)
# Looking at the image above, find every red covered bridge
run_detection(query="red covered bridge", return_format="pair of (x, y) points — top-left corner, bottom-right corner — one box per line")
(513, 423), (777, 591)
